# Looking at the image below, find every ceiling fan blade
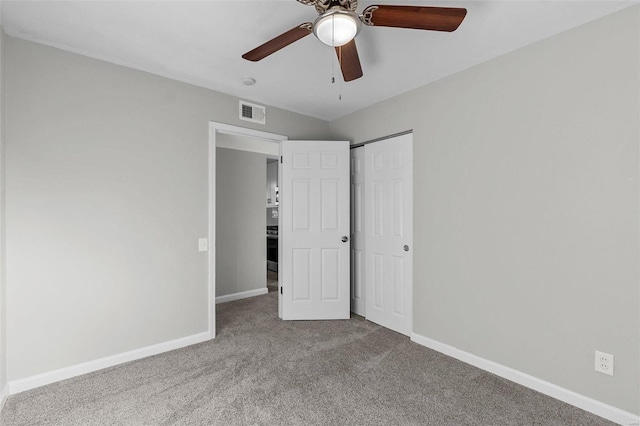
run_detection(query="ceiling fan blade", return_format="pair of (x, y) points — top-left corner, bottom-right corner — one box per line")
(242, 23), (312, 61)
(362, 5), (467, 32)
(335, 39), (363, 82)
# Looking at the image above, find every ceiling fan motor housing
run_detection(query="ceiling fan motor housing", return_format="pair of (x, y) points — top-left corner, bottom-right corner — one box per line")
(315, 0), (358, 14)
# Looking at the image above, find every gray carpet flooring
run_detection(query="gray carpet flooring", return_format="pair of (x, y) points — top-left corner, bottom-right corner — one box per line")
(1, 292), (614, 425)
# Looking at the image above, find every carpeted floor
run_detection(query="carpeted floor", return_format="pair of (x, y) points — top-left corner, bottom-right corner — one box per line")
(1, 293), (614, 425)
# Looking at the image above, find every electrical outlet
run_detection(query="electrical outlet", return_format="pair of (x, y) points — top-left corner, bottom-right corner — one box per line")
(594, 350), (614, 376)
(198, 238), (208, 252)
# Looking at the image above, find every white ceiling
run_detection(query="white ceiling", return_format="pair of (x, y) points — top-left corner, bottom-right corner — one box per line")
(1, 0), (636, 121)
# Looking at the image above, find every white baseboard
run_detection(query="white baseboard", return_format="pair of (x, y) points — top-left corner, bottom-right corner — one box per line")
(215, 288), (268, 304)
(411, 333), (639, 426)
(8, 331), (212, 395)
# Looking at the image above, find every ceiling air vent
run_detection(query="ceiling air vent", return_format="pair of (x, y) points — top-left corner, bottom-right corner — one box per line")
(239, 101), (266, 125)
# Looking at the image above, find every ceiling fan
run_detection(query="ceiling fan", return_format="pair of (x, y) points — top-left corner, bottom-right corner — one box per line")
(242, 0), (467, 82)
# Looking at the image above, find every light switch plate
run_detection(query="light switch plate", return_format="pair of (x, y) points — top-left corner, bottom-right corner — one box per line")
(198, 238), (208, 252)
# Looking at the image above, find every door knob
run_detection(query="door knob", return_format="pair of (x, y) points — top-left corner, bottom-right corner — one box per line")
(403, 245), (409, 252)
(342, 236), (349, 243)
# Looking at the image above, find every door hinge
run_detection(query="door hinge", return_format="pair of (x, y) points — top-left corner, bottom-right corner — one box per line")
(280, 286), (283, 295)
(280, 156), (283, 164)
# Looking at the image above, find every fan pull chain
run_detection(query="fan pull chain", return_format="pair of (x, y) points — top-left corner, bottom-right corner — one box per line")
(331, 48), (335, 84)
(337, 46), (343, 100)
(331, 15), (336, 85)
(329, 48), (336, 84)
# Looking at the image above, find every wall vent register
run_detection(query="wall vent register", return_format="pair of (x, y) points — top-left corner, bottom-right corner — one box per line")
(239, 100), (266, 125)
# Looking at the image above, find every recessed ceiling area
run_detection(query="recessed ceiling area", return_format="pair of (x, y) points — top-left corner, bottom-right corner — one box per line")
(1, 0), (636, 121)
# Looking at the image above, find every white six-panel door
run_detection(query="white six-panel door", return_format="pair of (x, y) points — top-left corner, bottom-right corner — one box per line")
(281, 140), (351, 320)
(350, 147), (365, 317)
(364, 134), (413, 335)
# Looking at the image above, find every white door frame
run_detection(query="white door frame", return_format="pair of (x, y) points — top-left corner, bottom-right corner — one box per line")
(208, 122), (288, 338)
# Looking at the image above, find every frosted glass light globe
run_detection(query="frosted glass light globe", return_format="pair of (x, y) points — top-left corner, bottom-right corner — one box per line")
(313, 11), (361, 47)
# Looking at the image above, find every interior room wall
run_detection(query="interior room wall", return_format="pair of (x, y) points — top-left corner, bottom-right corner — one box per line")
(0, 23), (7, 403)
(266, 160), (279, 227)
(266, 160), (278, 205)
(215, 146), (267, 298)
(3, 36), (328, 383)
(329, 6), (640, 415)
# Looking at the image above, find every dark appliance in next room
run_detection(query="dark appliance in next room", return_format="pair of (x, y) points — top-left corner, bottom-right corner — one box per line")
(267, 226), (278, 272)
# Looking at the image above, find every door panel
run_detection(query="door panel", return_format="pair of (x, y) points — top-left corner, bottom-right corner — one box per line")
(292, 249), (311, 300)
(321, 180), (339, 230)
(282, 140), (350, 320)
(365, 134), (413, 336)
(321, 248), (340, 300)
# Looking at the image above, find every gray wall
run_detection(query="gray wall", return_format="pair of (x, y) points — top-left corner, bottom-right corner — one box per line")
(215, 146), (266, 297)
(4, 36), (328, 382)
(0, 26), (6, 398)
(329, 6), (640, 415)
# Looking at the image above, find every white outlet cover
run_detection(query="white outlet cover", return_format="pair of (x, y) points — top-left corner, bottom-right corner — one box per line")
(594, 350), (614, 376)
(198, 238), (208, 252)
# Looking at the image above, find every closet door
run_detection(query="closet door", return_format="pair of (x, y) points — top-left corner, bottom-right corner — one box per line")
(365, 134), (413, 336)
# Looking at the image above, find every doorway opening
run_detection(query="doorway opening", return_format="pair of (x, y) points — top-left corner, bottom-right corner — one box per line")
(208, 122), (287, 338)
(266, 157), (279, 293)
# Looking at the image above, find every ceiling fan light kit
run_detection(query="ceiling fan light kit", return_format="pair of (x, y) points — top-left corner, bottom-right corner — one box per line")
(313, 10), (361, 47)
(242, 0), (467, 82)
